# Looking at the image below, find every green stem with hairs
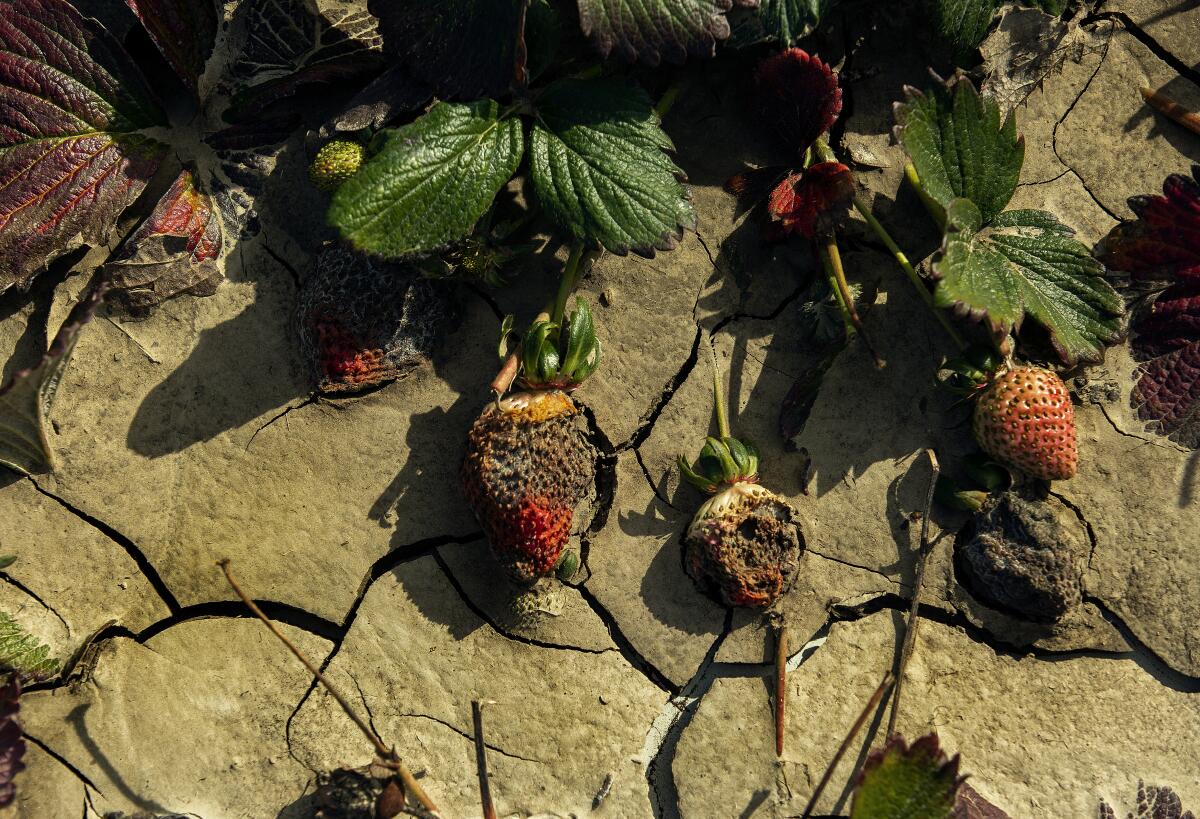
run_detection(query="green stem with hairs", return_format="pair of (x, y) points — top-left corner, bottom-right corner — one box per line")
(821, 233), (884, 368)
(903, 162), (946, 229)
(812, 138), (965, 352)
(551, 243), (586, 326)
(655, 84), (681, 120)
(711, 345), (731, 440)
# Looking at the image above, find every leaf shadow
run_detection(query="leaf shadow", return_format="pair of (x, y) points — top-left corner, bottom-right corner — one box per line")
(1124, 73), (1200, 166)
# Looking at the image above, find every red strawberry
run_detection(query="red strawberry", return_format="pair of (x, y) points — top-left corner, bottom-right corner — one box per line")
(972, 366), (1077, 481)
(463, 298), (602, 583)
(461, 389), (595, 583)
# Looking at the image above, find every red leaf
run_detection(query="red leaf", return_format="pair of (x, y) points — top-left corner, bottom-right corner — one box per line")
(125, 0), (220, 93)
(955, 782), (1011, 818)
(0, 678), (23, 807)
(1099, 166), (1200, 283)
(755, 48), (842, 155)
(106, 169), (226, 315)
(1101, 167), (1200, 448)
(0, 0), (167, 294)
(765, 161), (854, 239)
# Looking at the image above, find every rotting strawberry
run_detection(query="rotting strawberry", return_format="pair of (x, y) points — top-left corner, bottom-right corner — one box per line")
(971, 365), (1077, 481)
(678, 354), (804, 609)
(461, 297), (601, 583)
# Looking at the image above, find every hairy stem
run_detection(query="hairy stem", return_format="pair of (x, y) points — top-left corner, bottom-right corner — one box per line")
(821, 233), (884, 369)
(655, 84), (681, 120)
(711, 344), (731, 440)
(903, 162), (946, 229)
(886, 449), (940, 739)
(552, 243), (585, 327)
(800, 671), (895, 819)
(218, 560), (438, 814)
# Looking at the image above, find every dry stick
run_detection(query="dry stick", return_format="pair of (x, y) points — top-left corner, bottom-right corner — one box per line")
(774, 622), (788, 757)
(799, 670), (896, 819)
(1141, 86), (1200, 137)
(217, 560), (438, 815)
(885, 449), (940, 740)
(821, 233), (885, 369)
(472, 701), (498, 819)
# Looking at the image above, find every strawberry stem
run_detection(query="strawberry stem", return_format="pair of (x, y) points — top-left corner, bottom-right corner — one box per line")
(820, 233), (884, 369)
(1141, 86), (1200, 137)
(655, 84), (681, 120)
(903, 161), (946, 229)
(710, 344), (731, 440)
(552, 243), (586, 327)
(472, 701), (498, 819)
(812, 138), (965, 352)
(774, 621), (788, 757)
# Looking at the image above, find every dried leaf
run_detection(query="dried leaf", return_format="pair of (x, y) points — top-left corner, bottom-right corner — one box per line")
(954, 781), (1011, 817)
(755, 48), (842, 155)
(1099, 166), (1200, 448)
(125, 0), (220, 93)
(105, 169), (224, 316)
(0, 678), (24, 807)
(0, 0), (168, 294)
(0, 277), (107, 475)
(1099, 780), (1196, 819)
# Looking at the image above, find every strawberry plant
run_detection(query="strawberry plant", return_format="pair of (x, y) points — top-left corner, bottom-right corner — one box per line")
(1099, 166), (1200, 449)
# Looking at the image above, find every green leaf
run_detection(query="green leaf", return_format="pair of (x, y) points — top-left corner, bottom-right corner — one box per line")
(923, 0), (999, 61)
(329, 100), (524, 258)
(850, 734), (961, 819)
(728, 0), (836, 47)
(0, 558), (14, 570)
(531, 78), (695, 255)
(576, 0), (745, 64)
(894, 74), (1024, 226)
(0, 613), (58, 681)
(0, 278), (107, 475)
(932, 199), (1124, 364)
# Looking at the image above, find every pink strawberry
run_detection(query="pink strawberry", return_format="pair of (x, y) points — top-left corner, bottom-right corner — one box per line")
(972, 366), (1077, 481)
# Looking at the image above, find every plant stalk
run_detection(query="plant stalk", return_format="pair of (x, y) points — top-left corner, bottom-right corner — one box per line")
(886, 449), (940, 740)
(552, 243), (586, 327)
(655, 84), (681, 120)
(218, 560), (438, 814)
(799, 670), (896, 819)
(710, 344), (731, 439)
(903, 162), (946, 229)
(775, 622), (788, 757)
(473, 701), (497, 819)
(821, 233), (884, 369)
(1141, 86), (1200, 137)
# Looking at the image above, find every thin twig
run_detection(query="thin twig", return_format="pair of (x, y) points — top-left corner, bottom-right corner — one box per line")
(473, 701), (498, 819)
(1141, 86), (1200, 137)
(218, 560), (438, 814)
(799, 671), (896, 819)
(886, 449), (940, 739)
(821, 234), (885, 369)
(774, 622), (788, 757)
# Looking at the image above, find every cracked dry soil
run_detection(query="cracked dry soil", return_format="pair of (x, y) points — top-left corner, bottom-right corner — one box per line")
(2, 1), (1199, 817)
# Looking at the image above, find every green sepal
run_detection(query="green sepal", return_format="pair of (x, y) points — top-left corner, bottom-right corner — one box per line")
(498, 314), (516, 361)
(934, 476), (987, 512)
(559, 297), (597, 378)
(679, 435), (761, 494)
(523, 320), (560, 383)
(962, 454), (1011, 492)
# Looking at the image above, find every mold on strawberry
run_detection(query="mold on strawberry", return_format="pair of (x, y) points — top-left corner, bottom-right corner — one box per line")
(958, 489), (1086, 623)
(297, 247), (456, 393)
(462, 298), (601, 584)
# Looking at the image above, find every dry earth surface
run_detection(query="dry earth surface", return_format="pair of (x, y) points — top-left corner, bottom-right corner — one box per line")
(1, 1), (1198, 817)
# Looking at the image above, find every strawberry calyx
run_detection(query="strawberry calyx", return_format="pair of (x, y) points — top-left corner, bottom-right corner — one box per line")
(944, 345), (1005, 396)
(678, 435), (760, 494)
(507, 297), (602, 392)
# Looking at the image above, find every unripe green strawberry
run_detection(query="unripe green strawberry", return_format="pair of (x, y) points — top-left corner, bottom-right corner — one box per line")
(461, 390), (596, 583)
(973, 366), (1077, 481)
(683, 480), (803, 608)
(309, 140), (364, 191)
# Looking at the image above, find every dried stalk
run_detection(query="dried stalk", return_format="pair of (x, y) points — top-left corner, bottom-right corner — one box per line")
(774, 623), (788, 757)
(473, 700), (498, 819)
(886, 448), (940, 739)
(1142, 86), (1200, 137)
(799, 670), (895, 819)
(218, 560), (438, 814)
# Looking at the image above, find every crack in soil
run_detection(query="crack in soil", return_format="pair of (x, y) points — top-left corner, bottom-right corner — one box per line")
(22, 732), (103, 796)
(25, 477), (180, 615)
(0, 571), (69, 632)
(394, 711), (543, 765)
(1083, 9), (1200, 90)
(618, 325), (704, 453)
(245, 392), (319, 451)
